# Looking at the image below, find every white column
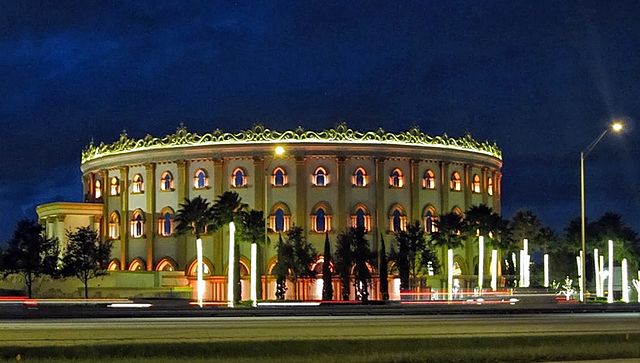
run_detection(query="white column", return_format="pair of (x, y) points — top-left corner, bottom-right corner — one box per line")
(519, 250), (525, 287)
(594, 249), (601, 297)
(599, 255), (605, 297)
(478, 236), (484, 291)
(490, 249), (498, 291)
(250, 243), (258, 307)
(543, 253), (549, 288)
(576, 254), (583, 301)
(196, 238), (204, 308)
(447, 249), (453, 301)
(621, 258), (629, 303)
(607, 239), (614, 304)
(227, 222), (236, 308)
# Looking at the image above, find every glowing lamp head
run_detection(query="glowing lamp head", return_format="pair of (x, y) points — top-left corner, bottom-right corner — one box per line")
(274, 146), (285, 156)
(611, 122), (624, 133)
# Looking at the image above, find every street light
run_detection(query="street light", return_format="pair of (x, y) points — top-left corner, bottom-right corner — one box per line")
(579, 120), (624, 302)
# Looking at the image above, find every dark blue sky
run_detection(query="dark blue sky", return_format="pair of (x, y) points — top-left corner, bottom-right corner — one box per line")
(1, 1), (639, 241)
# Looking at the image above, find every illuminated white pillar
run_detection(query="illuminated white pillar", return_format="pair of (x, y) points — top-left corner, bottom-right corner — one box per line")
(607, 239), (614, 304)
(227, 222), (236, 308)
(447, 249), (453, 301)
(523, 239), (529, 287)
(621, 258), (629, 303)
(250, 243), (258, 307)
(633, 271), (640, 303)
(478, 236), (484, 291)
(490, 249), (498, 291)
(543, 253), (549, 288)
(196, 237), (204, 308)
(519, 250), (525, 288)
(599, 255), (605, 297)
(593, 248), (601, 297)
(576, 254), (583, 301)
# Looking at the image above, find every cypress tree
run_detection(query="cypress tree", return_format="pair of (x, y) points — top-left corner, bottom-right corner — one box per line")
(379, 233), (389, 300)
(275, 233), (287, 300)
(322, 232), (333, 300)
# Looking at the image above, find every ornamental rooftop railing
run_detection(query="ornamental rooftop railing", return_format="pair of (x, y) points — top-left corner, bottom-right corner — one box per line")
(81, 123), (502, 164)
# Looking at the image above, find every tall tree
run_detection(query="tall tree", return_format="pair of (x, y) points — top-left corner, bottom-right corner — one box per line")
(274, 226), (317, 299)
(274, 233), (288, 300)
(238, 209), (266, 300)
(0, 219), (59, 298)
(61, 226), (112, 299)
(335, 229), (353, 301)
(379, 233), (389, 301)
(174, 196), (215, 240)
(430, 212), (464, 281)
(322, 232), (333, 301)
(509, 210), (547, 251)
(392, 221), (440, 290)
(351, 227), (375, 302)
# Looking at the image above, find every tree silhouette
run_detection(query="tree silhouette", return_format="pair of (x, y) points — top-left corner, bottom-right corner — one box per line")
(62, 226), (112, 299)
(322, 232), (333, 301)
(379, 233), (389, 300)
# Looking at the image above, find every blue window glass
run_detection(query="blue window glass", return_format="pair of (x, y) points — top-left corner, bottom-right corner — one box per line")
(234, 170), (244, 187)
(274, 169), (284, 186)
(392, 170), (401, 187)
(275, 209), (285, 232)
(163, 174), (172, 190)
(316, 170), (325, 186)
(163, 213), (172, 235)
(134, 213), (143, 237)
(393, 209), (401, 232)
(355, 169), (364, 186)
(356, 208), (365, 229)
(316, 208), (326, 232)
(197, 171), (206, 188)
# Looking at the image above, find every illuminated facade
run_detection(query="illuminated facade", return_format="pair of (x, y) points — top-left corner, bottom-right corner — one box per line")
(37, 124), (502, 300)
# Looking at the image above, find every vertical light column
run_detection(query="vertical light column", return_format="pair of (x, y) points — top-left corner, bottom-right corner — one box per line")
(577, 252), (583, 301)
(478, 236), (484, 291)
(599, 255), (605, 297)
(621, 258), (629, 303)
(543, 253), (549, 288)
(447, 249), (453, 301)
(250, 243), (258, 307)
(227, 221), (236, 308)
(594, 249), (601, 297)
(607, 239), (614, 304)
(523, 239), (529, 287)
(490, 249), (498, 291)
(196, 237), (204, 308)
(519, 250), (525, 288)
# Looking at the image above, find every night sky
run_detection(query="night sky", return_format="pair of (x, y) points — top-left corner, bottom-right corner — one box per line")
(1, 1), (639, 242)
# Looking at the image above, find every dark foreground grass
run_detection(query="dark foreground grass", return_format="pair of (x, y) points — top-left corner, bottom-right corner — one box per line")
(1, 333), (638, 363)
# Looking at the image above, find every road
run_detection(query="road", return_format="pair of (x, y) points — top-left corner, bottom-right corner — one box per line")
(1, 313), (639, 346)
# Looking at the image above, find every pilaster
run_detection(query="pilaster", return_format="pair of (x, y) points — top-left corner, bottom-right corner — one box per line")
(213, 158), (224, 271)
(410, 159), (420, 222)
(464, 163), (471, 210)
(145, 162), (156, 271)
(439, 161), (449, 213)
(494, 171), (502, 214)
(481, 167), (489, 206)
(295, 156), (307, 231)
(374, 157), (386, 252)
(100, 169), (109, 239)
(336, 156), (346, 233)
(119, 166), (129, 270)
(176, 160), (189, 269)
(253, 157), (265, 212)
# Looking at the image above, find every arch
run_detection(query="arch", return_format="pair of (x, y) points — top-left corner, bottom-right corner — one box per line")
(487, 177), (494, 196)
(388, 203), (407, 232)
(350, 203), (371, 232)
(193, 168), (209, 189)
(156, 257), (178, 272)
(352, 167), (368, 187)
(107, 259), (120, 271)
(453, 255), (467, 275)
(110, 176), (120, 196)
(132, 174), (144, 193)
(231, 167), (247, 187)
(423, 169), (436, 189)
(451, 206), (463, 216)
(311, 256), (335, 274)
(186, 257), (214, 276)
(108, 211), (120, 239)
(389, 168), (404, 187)
(422, 205), (438, 233)
(267, 256), (279, 275)
(313, 166), (329, 186)
(472, 174), (481, 193)
(130, 209), (145, 238)
(272, 166), (288, 187)
(310, 201), (333, 233)
(158, 206), (175, 236)
(269, 202), (291, 232)
(350, 261), (375, 275)
(160, 171), (174, 191)
(94, 179), (102, 199)
(223, 256), (250, 276)
(450, 171), (461, 191)
(128, 258), (146, 271)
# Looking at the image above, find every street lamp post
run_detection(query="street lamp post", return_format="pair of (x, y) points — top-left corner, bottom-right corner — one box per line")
(579, 121), (624, 302)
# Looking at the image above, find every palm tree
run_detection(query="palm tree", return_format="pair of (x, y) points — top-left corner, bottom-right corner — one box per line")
(238, 209), (266, 301)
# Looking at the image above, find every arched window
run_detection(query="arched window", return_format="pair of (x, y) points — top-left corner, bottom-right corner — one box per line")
(311, 202), (332, 233)
(158, 207), (174, 236)
(313, 167), (329, 186)
(423, 206), (438, 233)
(352, 167), (367, 187)
(128, 258), (145, 271)
(156, 258), (177, 272)
(389, 168), (404, 187)
(272, 167), (288, 187)
(269, 203), (291, 232)
(94, 179), (102, 199)
(388, 204), (407, 232)
(450, 171), (461, 191)
(187, 258), (212, 276)
(231, 168), (247, 187)
(487, 177), (494, 196)
(108, 212), (120, 239)
(350, 204), (371, 232)
(132, 174), (144, 193)
(130, 210), (145, 238)
(160, 171), (174, 191)
(452, 206), (463, 216)
(193, 169), (208, 189)
(472, 174), (481, 193)
(107, 259), (120, 271)
(110, 177), (120, 196)
(423, 170), (436, 189)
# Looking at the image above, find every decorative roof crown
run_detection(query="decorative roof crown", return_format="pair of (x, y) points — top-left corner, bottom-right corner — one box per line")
(82, 123), (501, 163)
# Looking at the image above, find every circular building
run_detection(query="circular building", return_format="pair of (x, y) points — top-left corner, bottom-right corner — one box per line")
(39, 124), (502, 300)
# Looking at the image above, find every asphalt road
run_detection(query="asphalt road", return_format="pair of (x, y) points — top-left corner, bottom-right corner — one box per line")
(1, 313), (639, 347)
